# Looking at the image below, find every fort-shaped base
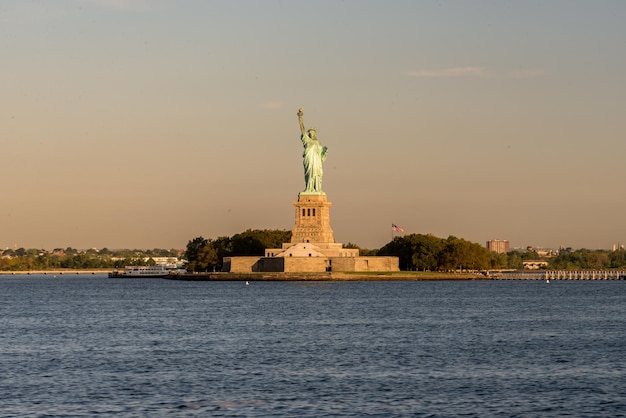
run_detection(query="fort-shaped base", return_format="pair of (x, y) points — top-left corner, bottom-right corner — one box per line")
(222, 191), (399, 273)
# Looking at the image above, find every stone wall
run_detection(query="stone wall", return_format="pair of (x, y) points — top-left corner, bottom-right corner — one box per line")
(283, 257), (329, 273)
(224, 255), (399, 273)
(253, 257), (284, 272)
(330, 256), (400, 272)
(222, 256), (262, 273)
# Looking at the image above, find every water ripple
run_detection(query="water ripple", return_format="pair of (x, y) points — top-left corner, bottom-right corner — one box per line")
(1, 278), (625, 416)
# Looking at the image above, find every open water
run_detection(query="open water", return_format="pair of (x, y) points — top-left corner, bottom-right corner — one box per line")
(1, 276), (625, 417)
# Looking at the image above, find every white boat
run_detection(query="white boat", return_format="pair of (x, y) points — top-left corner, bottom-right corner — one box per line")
(109, 265), (175, 278)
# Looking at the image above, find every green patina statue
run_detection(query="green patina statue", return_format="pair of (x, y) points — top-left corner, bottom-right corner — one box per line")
(297, 108), (328, 194)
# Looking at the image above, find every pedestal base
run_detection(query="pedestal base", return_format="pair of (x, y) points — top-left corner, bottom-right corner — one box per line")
(291, 193), (334, 244)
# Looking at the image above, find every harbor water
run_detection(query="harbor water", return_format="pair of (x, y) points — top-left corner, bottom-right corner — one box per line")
(1, 276), (625, 417)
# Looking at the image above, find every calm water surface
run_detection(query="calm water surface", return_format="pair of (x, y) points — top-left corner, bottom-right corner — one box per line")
(1, 276), (625, 417)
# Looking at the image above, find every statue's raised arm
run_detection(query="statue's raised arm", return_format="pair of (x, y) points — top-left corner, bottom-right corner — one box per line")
(297, 108), (306, 136)
(297, 108), (327, 194)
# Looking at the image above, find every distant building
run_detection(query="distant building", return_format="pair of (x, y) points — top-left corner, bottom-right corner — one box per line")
(145, 256), (179, 266)
(523, 260), (549, 269)
(486, 239), (509, 254)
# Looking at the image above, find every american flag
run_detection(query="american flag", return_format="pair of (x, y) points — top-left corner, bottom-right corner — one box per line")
(392, 224), (404, 233)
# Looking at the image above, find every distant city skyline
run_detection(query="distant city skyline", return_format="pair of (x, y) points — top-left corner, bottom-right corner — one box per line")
(2, 1), (625, 250)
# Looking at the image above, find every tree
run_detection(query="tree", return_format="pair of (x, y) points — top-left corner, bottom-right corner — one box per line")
(184, 237), (208, 264)
(360, 248), (379, 256)
(212, 236), (233, 263)
(411, 234), (445, 271)
(230, 230), (266, 256)
(2, 248), (15, 257)
(379, 236), (414, 270)
(187, 245), (219, 272)
(379, 233), (491, 271)
(379, 234), (444, 271)
(440, 236), (468, 271)
(609, 249), (626, 268)
(230, 229), (291, 256)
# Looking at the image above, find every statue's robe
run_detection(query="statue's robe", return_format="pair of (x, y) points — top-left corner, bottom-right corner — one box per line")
(301, 132), (327, 193)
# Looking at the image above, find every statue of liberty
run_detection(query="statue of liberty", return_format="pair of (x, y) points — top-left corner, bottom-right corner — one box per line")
(297, 108), (328, 194)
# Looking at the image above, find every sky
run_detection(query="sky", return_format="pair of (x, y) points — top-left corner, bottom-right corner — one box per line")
(1, 0), (625, 251)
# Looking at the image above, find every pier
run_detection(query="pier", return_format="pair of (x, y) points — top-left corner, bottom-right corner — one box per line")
(491, 270), (626, 281)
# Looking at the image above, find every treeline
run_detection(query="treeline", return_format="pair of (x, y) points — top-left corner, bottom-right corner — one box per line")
(5, 232), (626, 272)
(0, 248), (180, 271)
(185, 230), (626, 272)
(549, 249), (626, 270)
(378, 234), (496, 271)
(185, 229), (292, 272)
(378, 234), (626, 271)
(184, 230), (507, 272)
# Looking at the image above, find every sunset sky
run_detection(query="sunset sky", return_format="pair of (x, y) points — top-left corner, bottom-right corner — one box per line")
(2, 0), (625, 251)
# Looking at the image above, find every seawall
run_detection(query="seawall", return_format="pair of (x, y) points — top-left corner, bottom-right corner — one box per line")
(0, 270), (109, 276)
(165, 272), (484, 281)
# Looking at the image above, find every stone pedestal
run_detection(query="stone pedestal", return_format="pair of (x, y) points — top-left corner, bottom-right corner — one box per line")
(291, 193), (334, 244)
(230, 190), (398, 273)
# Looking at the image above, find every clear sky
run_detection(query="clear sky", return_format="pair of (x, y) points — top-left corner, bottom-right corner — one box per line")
(2, 0), (625, 251)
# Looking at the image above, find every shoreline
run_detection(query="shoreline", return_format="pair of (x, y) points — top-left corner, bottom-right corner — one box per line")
(2, 270), (624, 281)
(166, 272), (487, 281)
(0, 270), (483, 280)
(0, 270), (109, 276)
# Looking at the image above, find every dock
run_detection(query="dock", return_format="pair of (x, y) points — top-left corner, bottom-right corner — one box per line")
(490, 270), (626, 281)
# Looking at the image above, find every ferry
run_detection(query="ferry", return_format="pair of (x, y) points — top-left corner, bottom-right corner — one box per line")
(109, 265), (179, 278)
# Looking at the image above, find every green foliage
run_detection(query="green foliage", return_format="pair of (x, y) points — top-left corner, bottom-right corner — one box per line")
(6, 230), (625, 274)
(0, 248), (180, 271)
(187, 245), (219, 272)
(378, 233), (492, 271)
(609, 249), (626, 268)
(212, 236), (233, 264)
(343, 242), (380, 256)
(360, 248), (379, 256)
(183, 229), (291, 271)
(481, 248), (626, 270)
(548, 249), (619, 270)
(230, 229), (291, 256)
(184, 237), (209, 264)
